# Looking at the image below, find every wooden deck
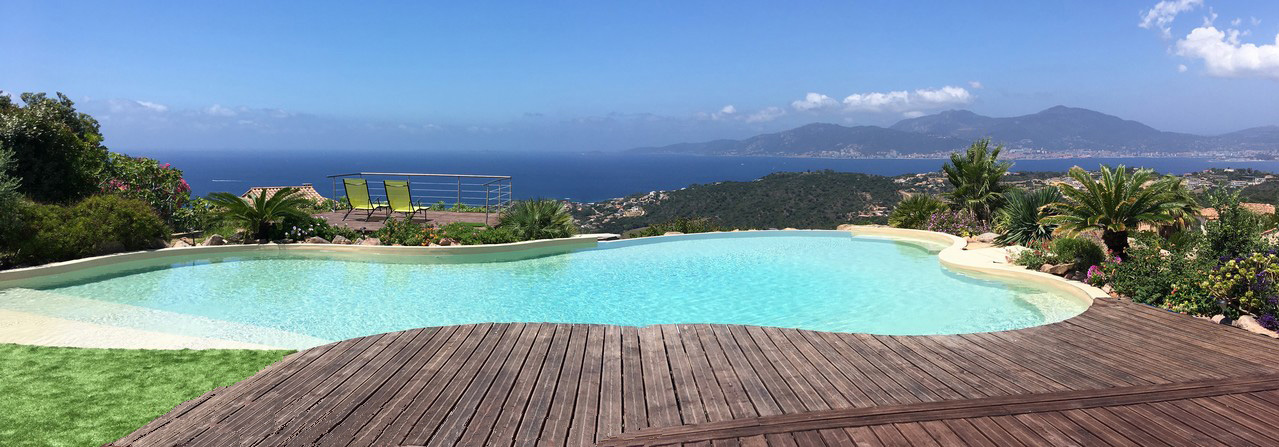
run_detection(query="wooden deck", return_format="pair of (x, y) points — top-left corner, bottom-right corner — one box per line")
(112, 298), (1279, 446)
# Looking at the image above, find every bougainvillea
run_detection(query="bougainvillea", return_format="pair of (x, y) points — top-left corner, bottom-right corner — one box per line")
(99, 153), (189, 223)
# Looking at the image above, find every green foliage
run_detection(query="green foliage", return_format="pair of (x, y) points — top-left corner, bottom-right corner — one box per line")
(476, 226), (520, 244)
(206, 188), (311, 240)
(7, 195), (168, 266)
(1011, 242), (1056, 270)
(100, 153), (191, 222)
(499, 199), (577, 241)
(281, 216), (361, 242)
(574, 171), (903, 234)
(0, 143), (21, 249)
(1202, 188), (1265, 260)
(1042, 165), (1194, 257)
(941, 139), (1010, 221)
(171, 196), (223, 233)
(994, 188), (1061, 246)
(373, 218), (435, 246)
(1094, 232), (1213, 313)
(1049, 236), (1105, 269)
(888, 194), (948, 230)
(628, 217), (724, 238)
(0, 343), (289, 447)
(1204, 253), (1279, 322)
(0, 92), (109, 203)
(425, 201), (488, 213)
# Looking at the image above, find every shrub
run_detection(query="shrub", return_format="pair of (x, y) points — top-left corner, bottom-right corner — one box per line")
(1097, 232), (1213, 313)
(374, 218), (435, 246)
(1202, 188), (1264, 260)
(994, 188), (1061, 246)
(498, 199), (576, 241)
(477, 226), (520, 244)
(1049, 236), (1105, 269)
(629, 217), (723, 238)
(1204, 252), (1279, 324)
(1011, 242), (1056, 270)
(99, 153), (190, 222)
(171, 196), (223, 233)
(923, 209), (988, 237)
(0, 92), (109, 203)
(8, 195), (167, 265)
(888, 195), (948, 230)
(0, 144), (21, 250)
(280, 216), (361, 242)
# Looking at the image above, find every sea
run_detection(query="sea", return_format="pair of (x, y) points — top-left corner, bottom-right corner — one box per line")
(135, 150), (1279, 203)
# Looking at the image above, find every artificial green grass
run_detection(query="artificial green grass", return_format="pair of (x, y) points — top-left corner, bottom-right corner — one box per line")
(0, 344), (291, 447)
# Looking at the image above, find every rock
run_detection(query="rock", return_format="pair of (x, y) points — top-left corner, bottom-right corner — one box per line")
(169, 238), (193, 248)
(1101, 284), (1113, 294)
(201, 234), (226, 246)
(438, 238), (458, 246)
(783, 227), (798, 231)
(663, 231), (683, 236)
(227, 231), (245, 243)
(1234, 315), (1279, 338)
(331, 235), (352, 245)
(974, 232), (999, 244)
(836, 224), (857, 231)
(358, 237), (380, 246)
(1040, 263), (1074, 276)
(1211, 314), (1229, 324)
(304, 236), (329, 244)
(147, 238), (168, 249)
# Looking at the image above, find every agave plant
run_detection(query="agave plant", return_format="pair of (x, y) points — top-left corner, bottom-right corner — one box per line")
(888, 194), (948, 230)
(1041, 165), (1191, 258)
(206, 187), (312, 239)
(994, 187), (1062, 246)
(498, 199), (577, 241)
(942, 139), (1011, 222)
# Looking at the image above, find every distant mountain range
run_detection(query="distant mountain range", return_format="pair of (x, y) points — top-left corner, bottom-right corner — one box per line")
(629, 106), (1279, 158)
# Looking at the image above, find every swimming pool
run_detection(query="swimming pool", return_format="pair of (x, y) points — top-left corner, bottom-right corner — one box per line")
(0, 231), (1090, 348)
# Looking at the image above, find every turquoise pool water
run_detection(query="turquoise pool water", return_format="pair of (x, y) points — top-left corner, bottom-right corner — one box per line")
(0, 231), (1088, 346)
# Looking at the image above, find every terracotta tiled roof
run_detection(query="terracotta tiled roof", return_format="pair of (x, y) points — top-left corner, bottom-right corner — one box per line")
(1199, 203), (1275, 221)
(241, 184), (327, 203)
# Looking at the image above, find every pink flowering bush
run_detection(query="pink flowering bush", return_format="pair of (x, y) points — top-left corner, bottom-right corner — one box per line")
(99, 153), (190, 223)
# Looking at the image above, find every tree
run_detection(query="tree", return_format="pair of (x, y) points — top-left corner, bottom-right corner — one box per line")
(0, 143), (22, 250)
(207, 188), (312, 240)
(0, 92), (109, 203)
(942, 139), (1011, 222)
(1041, 165), (1191, 258)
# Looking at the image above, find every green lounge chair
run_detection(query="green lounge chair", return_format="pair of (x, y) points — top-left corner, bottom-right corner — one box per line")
(341, 178), (388, 220)
(383, 179), (429, 221)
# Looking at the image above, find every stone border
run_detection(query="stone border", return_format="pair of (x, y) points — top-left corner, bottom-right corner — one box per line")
(0, 235), (604, 289)
(842, 226), (1104, 307)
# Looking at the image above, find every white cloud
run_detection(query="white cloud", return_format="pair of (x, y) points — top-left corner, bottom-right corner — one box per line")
(719, 105), (736, 115)
(205, 104), (236, 117)
(841, 85), (974, 113)
(901, 111), (927, 118)
(1231, 17), (1242, 26)
(1178, 64), (1188, 72)
(1175, 25), (1279, 79)
(745, 106), (786, 123)
(135, 100), (168, 112)
(968, 81), (983, 89)
(790, 92), (838, 111)
(1139, 0), (1203, 38)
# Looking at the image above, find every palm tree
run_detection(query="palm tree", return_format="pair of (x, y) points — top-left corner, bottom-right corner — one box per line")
(994, 187), (1062, 246)
(1041, 165), (1191, 258)
(207, 187), (312, 239)
(498, 199), (577, 241)
(888, 194), (948, 229)
(942, 139), (1011, 221)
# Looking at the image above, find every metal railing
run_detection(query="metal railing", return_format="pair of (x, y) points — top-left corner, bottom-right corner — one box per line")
(326, 172), (513, 225)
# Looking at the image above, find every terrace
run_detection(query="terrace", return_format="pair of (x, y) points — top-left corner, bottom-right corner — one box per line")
(320, 172), (514, 230)
(113, 297), (1279, 446)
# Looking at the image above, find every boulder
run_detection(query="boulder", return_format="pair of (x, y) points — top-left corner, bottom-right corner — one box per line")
(1234, 315), (1279, 338)
(201, 234), (226, 246)
(437, 238), (458, 246)
(304, 236), (329, 244)
(974, 232), (999, 244)
(663, 231), (683, 236)
(358, 237), (380, 246)
(1040, 263), (1074, 276)
(1211, 314), (1229, 324)
(1101, 284), (1114, 294)
(331, 235), (352, 245)
(227, 231), (245, 243)
(836, 224), (857, 231)
(169, 238), (193, 248)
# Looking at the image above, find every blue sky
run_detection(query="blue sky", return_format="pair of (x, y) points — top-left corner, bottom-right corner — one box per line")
(3, 0), (1279, 153)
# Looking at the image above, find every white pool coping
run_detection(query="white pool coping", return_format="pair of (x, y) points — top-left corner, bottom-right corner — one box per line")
(0, 227), (1099, 350)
